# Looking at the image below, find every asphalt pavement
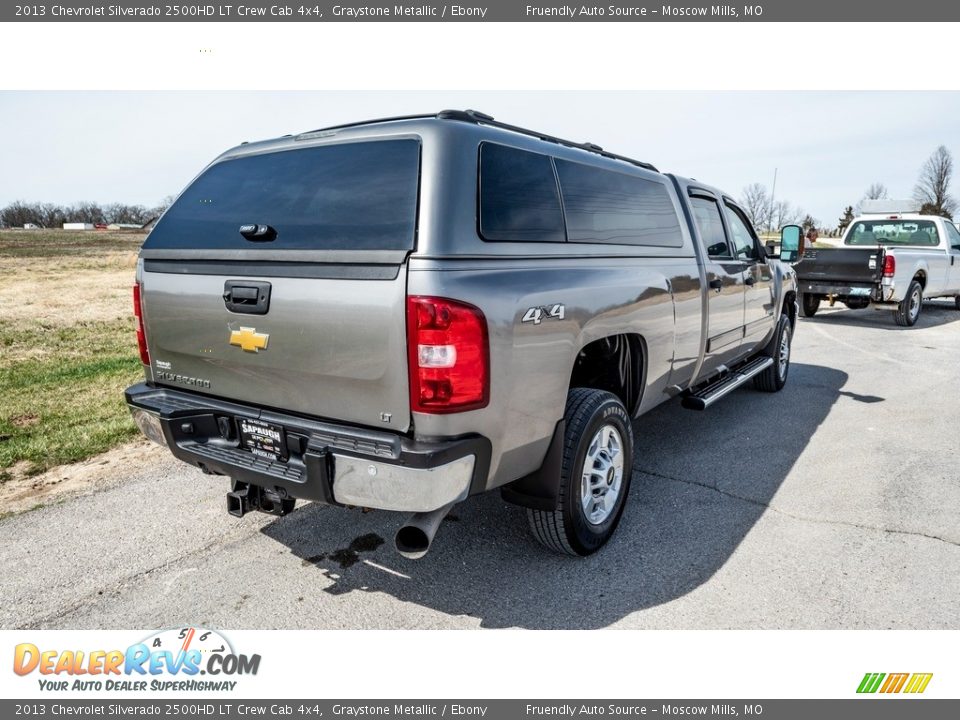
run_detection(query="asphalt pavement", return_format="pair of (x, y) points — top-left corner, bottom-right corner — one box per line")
(2, 300), (959, 630)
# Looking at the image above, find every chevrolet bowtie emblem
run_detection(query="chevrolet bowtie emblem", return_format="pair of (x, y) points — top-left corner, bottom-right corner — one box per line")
(229, 327), (269, 353)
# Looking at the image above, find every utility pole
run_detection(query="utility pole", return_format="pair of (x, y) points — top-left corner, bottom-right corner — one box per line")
(768, 167), (778, 234)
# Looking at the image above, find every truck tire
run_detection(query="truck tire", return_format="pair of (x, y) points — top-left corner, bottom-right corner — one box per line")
(894, 280), (923, 326)
(527, 388), (634, 557)
(753, 314), (792, 393)
(801, 293), (820, 317)
(954, 296), (960, 311)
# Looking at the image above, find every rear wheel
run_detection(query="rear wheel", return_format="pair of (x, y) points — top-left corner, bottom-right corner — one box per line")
(954, 296), (960, 311)
(801, 293), (820, 317)
(894, 280), (923, 326)
(527, 389), (634, 557)
(753, 314), (792, 393)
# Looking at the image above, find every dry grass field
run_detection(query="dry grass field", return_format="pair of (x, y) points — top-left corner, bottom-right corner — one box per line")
(0, 229), (147, 487)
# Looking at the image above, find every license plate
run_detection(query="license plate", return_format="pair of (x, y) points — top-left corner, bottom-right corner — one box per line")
(238, 418), (287, 461)
(848, 287), (871, 296)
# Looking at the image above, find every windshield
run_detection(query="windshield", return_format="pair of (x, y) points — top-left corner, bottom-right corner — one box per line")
(144, 139), (421, 251)
(845, 219), (940, 247)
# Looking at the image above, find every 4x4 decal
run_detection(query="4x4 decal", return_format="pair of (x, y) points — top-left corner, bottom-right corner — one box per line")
(522, 304), (565, 325)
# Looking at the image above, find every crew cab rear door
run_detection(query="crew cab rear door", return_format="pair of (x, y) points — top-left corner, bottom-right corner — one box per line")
(138, 138), (420, 432)
(687, 193), (746, 373)
(722, 200), (775, 355)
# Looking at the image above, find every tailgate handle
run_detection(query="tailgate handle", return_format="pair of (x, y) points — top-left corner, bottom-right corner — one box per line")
(223, 280), (271, 315)
(239, 224), (277, 242)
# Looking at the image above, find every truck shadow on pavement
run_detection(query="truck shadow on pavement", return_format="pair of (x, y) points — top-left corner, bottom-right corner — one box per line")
(803, 300), (960, 330)
(261, 362), (848, 629)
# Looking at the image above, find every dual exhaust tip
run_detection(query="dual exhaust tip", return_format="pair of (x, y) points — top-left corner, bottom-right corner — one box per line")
(226, 486), (453, 559)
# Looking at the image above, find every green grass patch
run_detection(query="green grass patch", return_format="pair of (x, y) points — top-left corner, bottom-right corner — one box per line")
(0, 317), (143, 477)
(0, 230), (150, 482)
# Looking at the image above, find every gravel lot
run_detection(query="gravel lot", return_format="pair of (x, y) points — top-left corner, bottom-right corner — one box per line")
(2, 300), (959, 630)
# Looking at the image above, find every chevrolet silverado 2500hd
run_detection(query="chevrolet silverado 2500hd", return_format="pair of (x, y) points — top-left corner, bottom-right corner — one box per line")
(789, 212), (960, 325)
(126, 110), (798, 558)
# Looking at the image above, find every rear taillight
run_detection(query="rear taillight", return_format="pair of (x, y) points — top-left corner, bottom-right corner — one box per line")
(882, 254), (896, 278)
(407, 296), (489, 414)
(133, 283), (150, 365)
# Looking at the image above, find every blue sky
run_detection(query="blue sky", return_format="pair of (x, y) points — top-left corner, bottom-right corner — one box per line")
(2, 91), (958, 227)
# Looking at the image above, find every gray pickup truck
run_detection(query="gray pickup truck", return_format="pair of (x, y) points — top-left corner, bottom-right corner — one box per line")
(126, 110), (798, 558)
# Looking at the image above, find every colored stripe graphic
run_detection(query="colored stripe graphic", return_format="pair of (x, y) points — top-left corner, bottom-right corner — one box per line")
(857, 672), (932, 694)
(904, 673), (933, 694)
(857, 673), (885, 693)
(880, 673), (909, 693)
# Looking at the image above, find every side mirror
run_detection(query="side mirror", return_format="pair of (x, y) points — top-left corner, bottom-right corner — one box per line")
(780, 224), (802, 262)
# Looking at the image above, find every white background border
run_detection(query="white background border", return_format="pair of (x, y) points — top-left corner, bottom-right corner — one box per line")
(1, 22), (959, 91)
(1, 18), (957, 702)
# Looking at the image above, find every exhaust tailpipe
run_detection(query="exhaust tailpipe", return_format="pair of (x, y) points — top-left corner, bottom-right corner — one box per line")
(395, 503), (455, 560)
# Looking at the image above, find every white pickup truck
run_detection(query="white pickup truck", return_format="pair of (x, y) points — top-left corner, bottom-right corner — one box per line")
(789, 212), (960, 325)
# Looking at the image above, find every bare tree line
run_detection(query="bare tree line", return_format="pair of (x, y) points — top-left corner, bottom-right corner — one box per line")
(0, 197), (174, 229)
(913, 145), (956, 218)
(739, 183), (816, 234)
(741, 145), (957, 236)
(6, 146), (957, 234)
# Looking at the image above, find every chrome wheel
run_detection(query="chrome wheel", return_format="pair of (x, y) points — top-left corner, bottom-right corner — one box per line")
(908, 286), (922, 323)
(777, 324), (791, 381)
(580, 424), (624, 525)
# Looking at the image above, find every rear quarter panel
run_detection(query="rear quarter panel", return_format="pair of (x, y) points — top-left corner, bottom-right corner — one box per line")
(408, 255), (702, 490)
(887, 247), (948, 300)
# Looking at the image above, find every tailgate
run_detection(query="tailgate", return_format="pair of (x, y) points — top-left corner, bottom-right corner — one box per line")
(137, 136), (421, 432)
(141, 264), (411, 432)
(794, 248), (881, 285)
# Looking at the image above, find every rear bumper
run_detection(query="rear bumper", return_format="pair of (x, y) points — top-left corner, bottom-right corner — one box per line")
(124, 383), (490, 513)
(800, 281), (876, 296)
(799, 281), (896, 302)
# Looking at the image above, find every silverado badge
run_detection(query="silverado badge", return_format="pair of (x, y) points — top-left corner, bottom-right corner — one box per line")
(229, 327), (269, 353)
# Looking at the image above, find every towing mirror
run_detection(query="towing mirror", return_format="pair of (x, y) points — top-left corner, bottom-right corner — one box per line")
(780, 224), (802, 262)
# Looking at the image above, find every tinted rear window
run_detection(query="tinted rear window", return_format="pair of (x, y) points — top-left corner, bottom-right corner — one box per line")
(144, 139), (420, 251)
(846, 219), (939, 247)
(555, 159), (683, 247)
(478, 143), (565, 242)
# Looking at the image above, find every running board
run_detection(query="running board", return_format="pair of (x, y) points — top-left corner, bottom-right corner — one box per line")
(681, 357), (774, 411)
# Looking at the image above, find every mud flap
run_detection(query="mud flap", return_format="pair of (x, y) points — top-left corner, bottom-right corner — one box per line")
(500, 420), (564, 511)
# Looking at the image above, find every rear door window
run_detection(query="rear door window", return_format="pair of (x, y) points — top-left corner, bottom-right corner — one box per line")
(690, 197), (732, 259)
(555, 159), (683, 247)
(144, 139), (421, 251)
(478, 143), (566, 242)
(946, 222), (960, 251)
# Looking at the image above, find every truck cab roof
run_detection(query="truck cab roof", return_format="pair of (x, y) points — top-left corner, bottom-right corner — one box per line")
(221, 109), (660, 177)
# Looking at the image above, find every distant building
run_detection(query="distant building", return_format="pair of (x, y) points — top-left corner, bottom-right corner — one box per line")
(63, 222), (94, 230)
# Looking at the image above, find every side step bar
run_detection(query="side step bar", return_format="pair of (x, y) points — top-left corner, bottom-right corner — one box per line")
(681, 357), (774, 411)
